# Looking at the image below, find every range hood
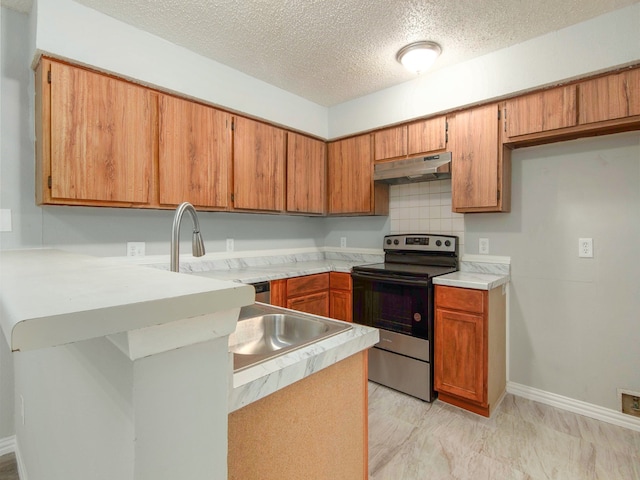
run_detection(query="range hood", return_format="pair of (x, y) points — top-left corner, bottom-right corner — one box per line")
(374, 152), (452, 185)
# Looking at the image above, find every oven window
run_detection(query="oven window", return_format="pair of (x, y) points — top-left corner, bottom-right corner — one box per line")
(374, 283), (417, 334)
(352, 277), (430, 339)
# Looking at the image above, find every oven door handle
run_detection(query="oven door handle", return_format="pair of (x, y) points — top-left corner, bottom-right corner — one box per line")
(351, 270), (431, 287)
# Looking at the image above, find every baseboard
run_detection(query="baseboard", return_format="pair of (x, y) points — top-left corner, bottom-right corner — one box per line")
(507, 382), (640, 432)
(0, 435), (15, 456)
(15, 439), (27, 480)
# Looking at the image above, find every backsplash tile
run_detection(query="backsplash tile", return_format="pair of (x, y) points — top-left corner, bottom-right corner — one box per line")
(389, 180), (465, 247)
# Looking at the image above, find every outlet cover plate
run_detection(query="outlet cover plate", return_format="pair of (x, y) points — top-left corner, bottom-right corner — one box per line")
(579, 238), (593, 258)
(127, 242), (145, 257)
(479, 238), (489, 255)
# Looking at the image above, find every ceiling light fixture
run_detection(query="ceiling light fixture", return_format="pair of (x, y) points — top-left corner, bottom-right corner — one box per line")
(396, 41), (442, 74)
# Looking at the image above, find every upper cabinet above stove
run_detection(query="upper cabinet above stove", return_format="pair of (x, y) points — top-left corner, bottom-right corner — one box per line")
(373, 116), (447, 163)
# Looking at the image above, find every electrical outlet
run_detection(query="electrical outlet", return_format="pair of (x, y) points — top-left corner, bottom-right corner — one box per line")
(226, 238), (234, 252)
(578, 238), (593, 258)
(340, 237), (347, 248)
(126, 242), (145, 257)
(479, 238), (489, 255)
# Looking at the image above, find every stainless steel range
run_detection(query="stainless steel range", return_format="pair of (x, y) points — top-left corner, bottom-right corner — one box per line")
(351, 234), (458, 401)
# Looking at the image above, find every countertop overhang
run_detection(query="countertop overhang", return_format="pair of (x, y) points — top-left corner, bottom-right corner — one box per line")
(0, 249), (254, 352)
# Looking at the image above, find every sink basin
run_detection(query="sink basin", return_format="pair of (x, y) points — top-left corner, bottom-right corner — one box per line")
(230, 304), (352, 371)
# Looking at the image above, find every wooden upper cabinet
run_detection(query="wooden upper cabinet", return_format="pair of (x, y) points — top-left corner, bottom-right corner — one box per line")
(579, 68), (640, 125)
(407, 116), (447, 156)
(374, 126), (407, 161)
(504, 85), (577, 138)
(328, 134), (376, 215)
(158, 94), (231, 209)
(373, 116), (447, 162)
(41, 59), (153, 205)
(287, 132), (326, 215)
(232, 116), (286, 212)
(450, 104), (510, 213)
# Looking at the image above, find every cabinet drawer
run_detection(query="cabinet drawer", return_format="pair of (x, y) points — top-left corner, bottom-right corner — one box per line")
(330, 272), (352, 291)
(435, 285), (485, 314)
(286, 273), (330, 297)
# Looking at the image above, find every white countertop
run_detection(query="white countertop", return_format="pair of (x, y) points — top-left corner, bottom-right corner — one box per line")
(433, 271), (510, 290)
(0, 249), (254, 352)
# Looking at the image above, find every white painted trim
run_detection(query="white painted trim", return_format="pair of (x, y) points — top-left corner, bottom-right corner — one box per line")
(461, 254), (511, 264)
(15, 439), (27, 480)
(507, 382), (640, 432)
(0, 435), (15, 456)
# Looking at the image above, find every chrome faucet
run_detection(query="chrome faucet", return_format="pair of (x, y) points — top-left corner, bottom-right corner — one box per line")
(171, 202), (205, 272)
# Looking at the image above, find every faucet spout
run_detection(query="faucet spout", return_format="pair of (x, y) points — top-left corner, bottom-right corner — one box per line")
(171, 202), (206, 272)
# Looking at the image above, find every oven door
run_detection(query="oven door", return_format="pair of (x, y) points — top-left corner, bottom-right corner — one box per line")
(351, 270), (432, 340)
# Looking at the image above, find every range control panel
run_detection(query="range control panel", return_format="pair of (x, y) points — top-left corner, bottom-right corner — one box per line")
(384, 234), (457, 253)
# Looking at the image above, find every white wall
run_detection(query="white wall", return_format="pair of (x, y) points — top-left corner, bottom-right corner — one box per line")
(465, 132), (640, 410)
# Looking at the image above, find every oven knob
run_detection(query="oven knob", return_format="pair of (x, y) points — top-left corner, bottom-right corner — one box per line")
(393, 239), (399, 245)
(445, 240), (451, 247)
(435, 240), (442, 246)
(386, 239), (392, 245)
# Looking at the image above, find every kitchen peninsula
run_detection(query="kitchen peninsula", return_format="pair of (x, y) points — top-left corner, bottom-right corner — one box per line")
(0, 249), (378, 480)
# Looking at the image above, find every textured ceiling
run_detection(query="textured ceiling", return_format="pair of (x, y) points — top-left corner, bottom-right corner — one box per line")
(3, 0), (638, 105)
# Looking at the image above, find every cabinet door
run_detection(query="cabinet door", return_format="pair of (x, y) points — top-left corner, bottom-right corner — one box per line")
(407, 116), (447, 156)
(329, 272), (352, 322)
(434, 308), (485, 404)
(287, 291), (330, 317)
(48, 61), (153, 203)
(329, 290), (352, 322)
(158, 95), (231, 208)
(287, 133), (326, 214)
(327, 135), (372, 214)
(233, 116), (286, 212)
(451, 104), (508, 212)
(373, 126), (407, 162)
(505, 85), (577, 137)
(579, 68), (640, 124)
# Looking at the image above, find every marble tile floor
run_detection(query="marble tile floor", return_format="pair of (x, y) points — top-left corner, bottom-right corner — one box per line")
(369, 382), (640, 480)
(0, 453), (18, 480)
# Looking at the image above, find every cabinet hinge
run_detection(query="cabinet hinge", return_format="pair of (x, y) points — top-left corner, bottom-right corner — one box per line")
(47, 176), (52, 188)
(47, 70), (51, 84)
(504, 107), (507, 132)
(231, 120), (235, 131)
(497, 110), (501, 120)
(231, 193), (235, 202)
(497, 189), (501, 201)
(445, 121), (449, 132)
(445, 132), (448, 143)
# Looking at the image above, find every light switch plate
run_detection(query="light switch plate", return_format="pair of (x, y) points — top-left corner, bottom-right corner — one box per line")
(226, 238), (234, 252)
(0, 209), (12, 232)
(340, 237), (347, 248)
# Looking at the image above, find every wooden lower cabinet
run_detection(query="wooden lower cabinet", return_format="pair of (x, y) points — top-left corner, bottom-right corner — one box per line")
(434, 284), (506, 417)
(270, 272), (353, 321)
(329, 272), (353, 322)
(228, 351), (369, 480)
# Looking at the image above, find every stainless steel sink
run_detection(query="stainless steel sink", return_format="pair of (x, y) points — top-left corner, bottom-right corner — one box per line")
(230, 304), (352, 371)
